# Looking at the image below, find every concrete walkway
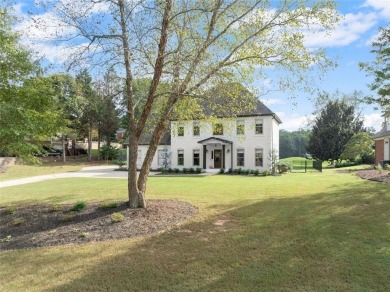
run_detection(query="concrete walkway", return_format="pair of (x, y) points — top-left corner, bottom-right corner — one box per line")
(0, 166), (131, 188)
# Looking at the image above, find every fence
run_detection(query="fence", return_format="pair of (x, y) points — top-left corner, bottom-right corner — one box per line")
(288, 159), (322, 173)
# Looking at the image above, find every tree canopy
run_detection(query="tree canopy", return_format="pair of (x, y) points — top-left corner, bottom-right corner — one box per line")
(360, 25), (390, 111)
(307, 97), (364, 163)
(0, 7), (63, 162)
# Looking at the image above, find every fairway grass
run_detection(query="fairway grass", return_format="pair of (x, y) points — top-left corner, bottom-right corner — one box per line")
(1, 169), (389, 291)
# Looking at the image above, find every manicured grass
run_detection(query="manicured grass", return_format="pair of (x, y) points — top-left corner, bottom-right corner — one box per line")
(1, 168), (389, 291)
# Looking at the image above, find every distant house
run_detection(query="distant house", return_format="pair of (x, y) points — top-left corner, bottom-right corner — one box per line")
(116, 128), (126, 141)
(126, 100), (282, 171)
(373, 112), (390, 165)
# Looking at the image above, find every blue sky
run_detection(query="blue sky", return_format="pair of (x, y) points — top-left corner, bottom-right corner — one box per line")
(255, 0), (389, 131)
(9, 0), (390, 132)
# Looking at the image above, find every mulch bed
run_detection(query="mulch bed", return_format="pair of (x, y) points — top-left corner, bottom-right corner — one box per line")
(355, 169), (390, 183)
(0, 200), (198, 250)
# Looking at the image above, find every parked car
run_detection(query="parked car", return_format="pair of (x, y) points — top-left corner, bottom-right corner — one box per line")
(43, 146), (63, 157)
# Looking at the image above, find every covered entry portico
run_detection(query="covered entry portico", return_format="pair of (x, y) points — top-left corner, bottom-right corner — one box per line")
(198, 137), (233, 170)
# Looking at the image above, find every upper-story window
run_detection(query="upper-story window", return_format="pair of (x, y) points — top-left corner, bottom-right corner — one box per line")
(255, 119), (263, 134)
(213, 123), (224, 135)
(178, 126), (184, 136)
(193, 123), (200, 136)
(237, 120), (245, 135)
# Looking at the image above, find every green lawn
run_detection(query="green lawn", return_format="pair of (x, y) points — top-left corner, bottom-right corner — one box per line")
(1, 168), (389, 291)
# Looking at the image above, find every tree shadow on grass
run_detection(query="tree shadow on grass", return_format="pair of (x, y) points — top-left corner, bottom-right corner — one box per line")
(2, 180), (389, 291)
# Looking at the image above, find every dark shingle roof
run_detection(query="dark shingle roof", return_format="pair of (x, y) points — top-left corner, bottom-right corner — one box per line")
(373, 128), (390, 139)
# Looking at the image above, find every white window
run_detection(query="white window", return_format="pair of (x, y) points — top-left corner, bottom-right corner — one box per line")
(255, 148), (263, 167)
(193, 123), (200, 136)
(237, 149), (245, 167)
(237, 120), (245, 135)
(193, 149), (200, 166)
(178, 149), (184, 166)
(213, 123), (223, 135)
(255, 119), (263, 134)
(178, 126), (184, 136)
(158, 149), (165, 166)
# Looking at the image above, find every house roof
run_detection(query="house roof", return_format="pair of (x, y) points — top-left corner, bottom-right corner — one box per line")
(124, 131), (171, 146)
(373, 128), (390, 140)
(197, 137), (233, 145)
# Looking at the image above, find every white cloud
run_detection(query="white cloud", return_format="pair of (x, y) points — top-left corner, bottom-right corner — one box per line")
(364, 112), (383, 132)
(364, 0), (390, 19)
(261, 99), (284, 106)
(304, 12), (378, 48)
(277, 112), (314, 131)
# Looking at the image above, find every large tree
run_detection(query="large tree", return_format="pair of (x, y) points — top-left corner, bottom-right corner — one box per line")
(360, 25), (390, 110)
(279, 130), (311, 158)
(36, 0), (339, 208)
(0, 7), (63, 162)
(307, 98), (364, 163)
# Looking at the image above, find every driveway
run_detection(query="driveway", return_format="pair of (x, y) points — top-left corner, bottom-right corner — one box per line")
(0, 166), (146, 188)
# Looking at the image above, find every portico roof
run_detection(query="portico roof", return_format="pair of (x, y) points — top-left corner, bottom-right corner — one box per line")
(197, 137), (233, 145)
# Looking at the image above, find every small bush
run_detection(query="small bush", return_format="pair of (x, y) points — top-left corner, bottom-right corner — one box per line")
(159, 167), (166, 173)
(254, 169), (260, 176)
(99, 201), (118, 209)
(276, 161), (292, 173)
(233, 168), (238, 174)
(237, 168), (242, 174)
(50, 204), (62, 212)
(183, 168), (188, 173)
(0, 235), (12, 243)
(6, 206), (16, 215)
(384, 163), (390, 170)
(168, 168), (173, 173)
(220, 168), (225, 174)
(174, 168), (180, 173)
(189, 168), (195, 173)
(375, 163), (383, 171)
(228, 168), (233, 174)
(13, 217), (26, 226)
(79, 232), (89, 238)
(70, 201), (87, 212)
(196, 168), (203, 173)
(263, 170), (270, 176)
(111, 212), (125, 223)
(99, 144), (119, 161)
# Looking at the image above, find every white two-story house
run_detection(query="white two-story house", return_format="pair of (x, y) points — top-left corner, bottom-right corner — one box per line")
(130, 100), (282, 172)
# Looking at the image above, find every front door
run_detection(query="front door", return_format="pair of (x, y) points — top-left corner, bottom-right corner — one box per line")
(214, 149), (222, 168)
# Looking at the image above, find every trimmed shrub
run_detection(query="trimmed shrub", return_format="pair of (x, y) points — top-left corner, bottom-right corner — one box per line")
(111, 212), (125, 223)
(276, 161), (292, 173)
(189, 168), (195, 173)
(99, 144), (119, 161)
(219, 168), (225, 174)
(228, 168), (233, 174)
(168, 168), (173, 173)
(174, 168), (180, 173)
(237, 168), (242, 174)
(70, 201), (87, 212)
(196, 168), (203, 173)
(263, 170), (270, 176)
(254, 169), (260, 176)
(183, 168), (188, 173)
